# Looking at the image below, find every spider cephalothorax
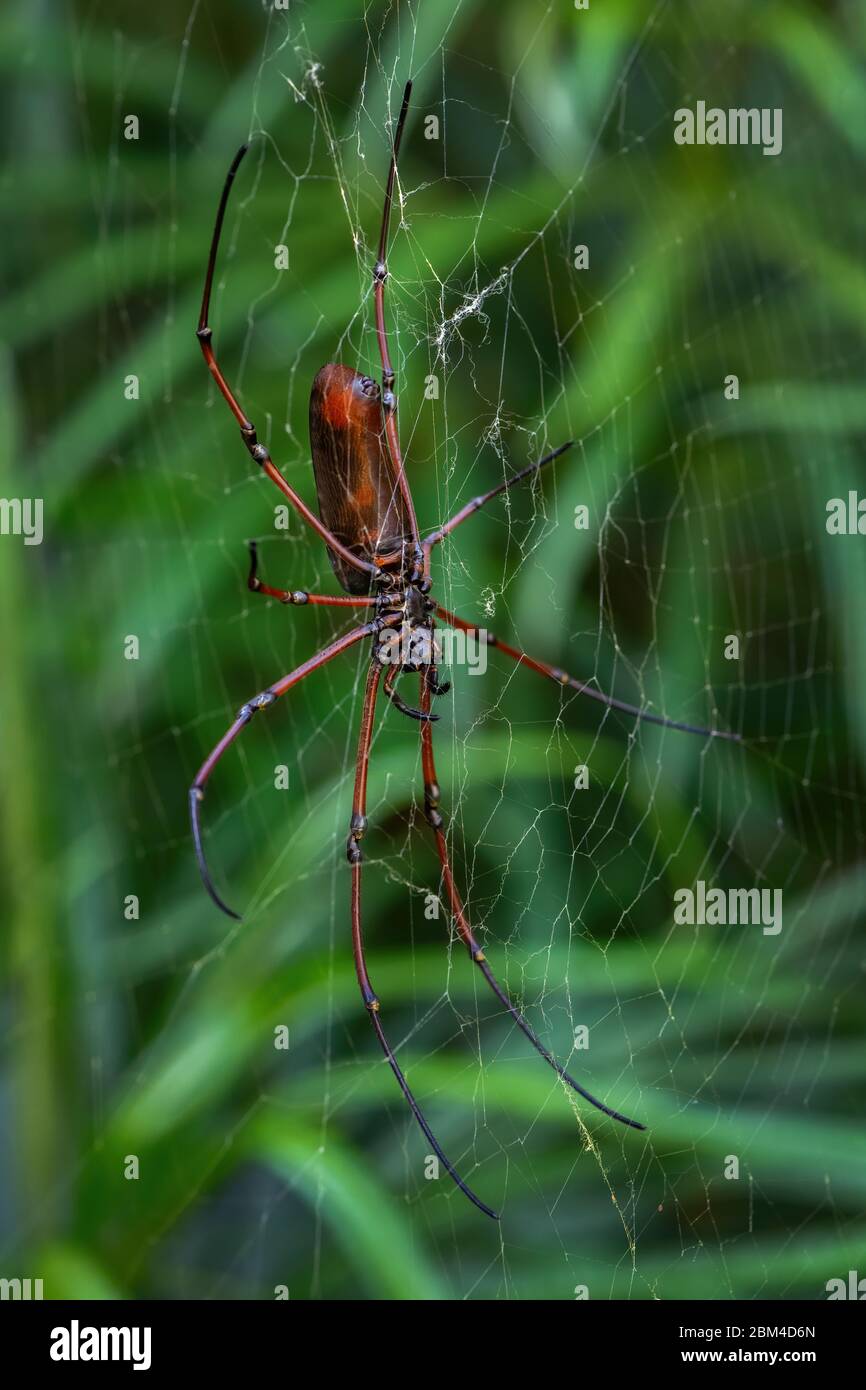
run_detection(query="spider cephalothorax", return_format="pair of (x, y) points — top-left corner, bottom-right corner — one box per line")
(191, 80), (740, 1219)
(375, 584), (438, 667)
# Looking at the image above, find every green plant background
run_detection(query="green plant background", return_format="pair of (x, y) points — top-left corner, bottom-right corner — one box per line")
(1, 0), (864, 1301)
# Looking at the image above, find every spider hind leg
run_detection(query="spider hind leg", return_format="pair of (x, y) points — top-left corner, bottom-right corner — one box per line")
(350, 662), (498, 1219)
(418, 668), (646, 1133)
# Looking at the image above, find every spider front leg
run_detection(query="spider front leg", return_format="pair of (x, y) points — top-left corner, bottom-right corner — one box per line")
(197, 145), (378, 590)
(371, 80), (421, 562)
(422, 441), (575, 551)
(347, 660), (498, 1219)
(418, 667), (646, 1131)
(190, 621), (377, 919)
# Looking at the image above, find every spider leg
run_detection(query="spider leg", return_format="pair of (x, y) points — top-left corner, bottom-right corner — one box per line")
(418, 667), (645, 1131)
(246, 541), (377, 608)
(435, 606), (741, 742)
(190, 621), (378, 920)
(423, 441), (574, 551)
(372, 80), (421, 563)
(348, 661), (498, 1219)
(382, 663), (438, 722)
(197, 145), (378, 588)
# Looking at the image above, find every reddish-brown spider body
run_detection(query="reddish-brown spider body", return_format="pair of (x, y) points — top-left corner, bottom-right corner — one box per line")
(309, 364), (412, 594)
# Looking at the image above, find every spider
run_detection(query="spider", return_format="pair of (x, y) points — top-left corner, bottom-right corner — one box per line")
(190, 81), (739, 1219)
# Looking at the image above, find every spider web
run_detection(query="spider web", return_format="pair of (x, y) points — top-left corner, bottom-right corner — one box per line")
(9, 0), (866, 1302)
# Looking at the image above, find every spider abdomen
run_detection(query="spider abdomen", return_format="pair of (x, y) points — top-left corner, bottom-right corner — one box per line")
(309, 363), (412, 593)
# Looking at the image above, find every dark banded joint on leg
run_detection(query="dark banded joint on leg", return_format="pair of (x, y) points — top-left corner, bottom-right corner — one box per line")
(347, 811), (367, 865)
(423, 779), (443, 831)
(234, 420), (269, 469)
(239, 691), (276, 720)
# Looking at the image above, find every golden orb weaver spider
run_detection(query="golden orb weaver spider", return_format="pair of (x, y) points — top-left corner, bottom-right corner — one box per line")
(190, 81), (739, 1218)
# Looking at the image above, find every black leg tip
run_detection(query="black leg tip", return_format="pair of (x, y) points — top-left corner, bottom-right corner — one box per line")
(214, 896), (242, 922)
(190, 789), (243, 921)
